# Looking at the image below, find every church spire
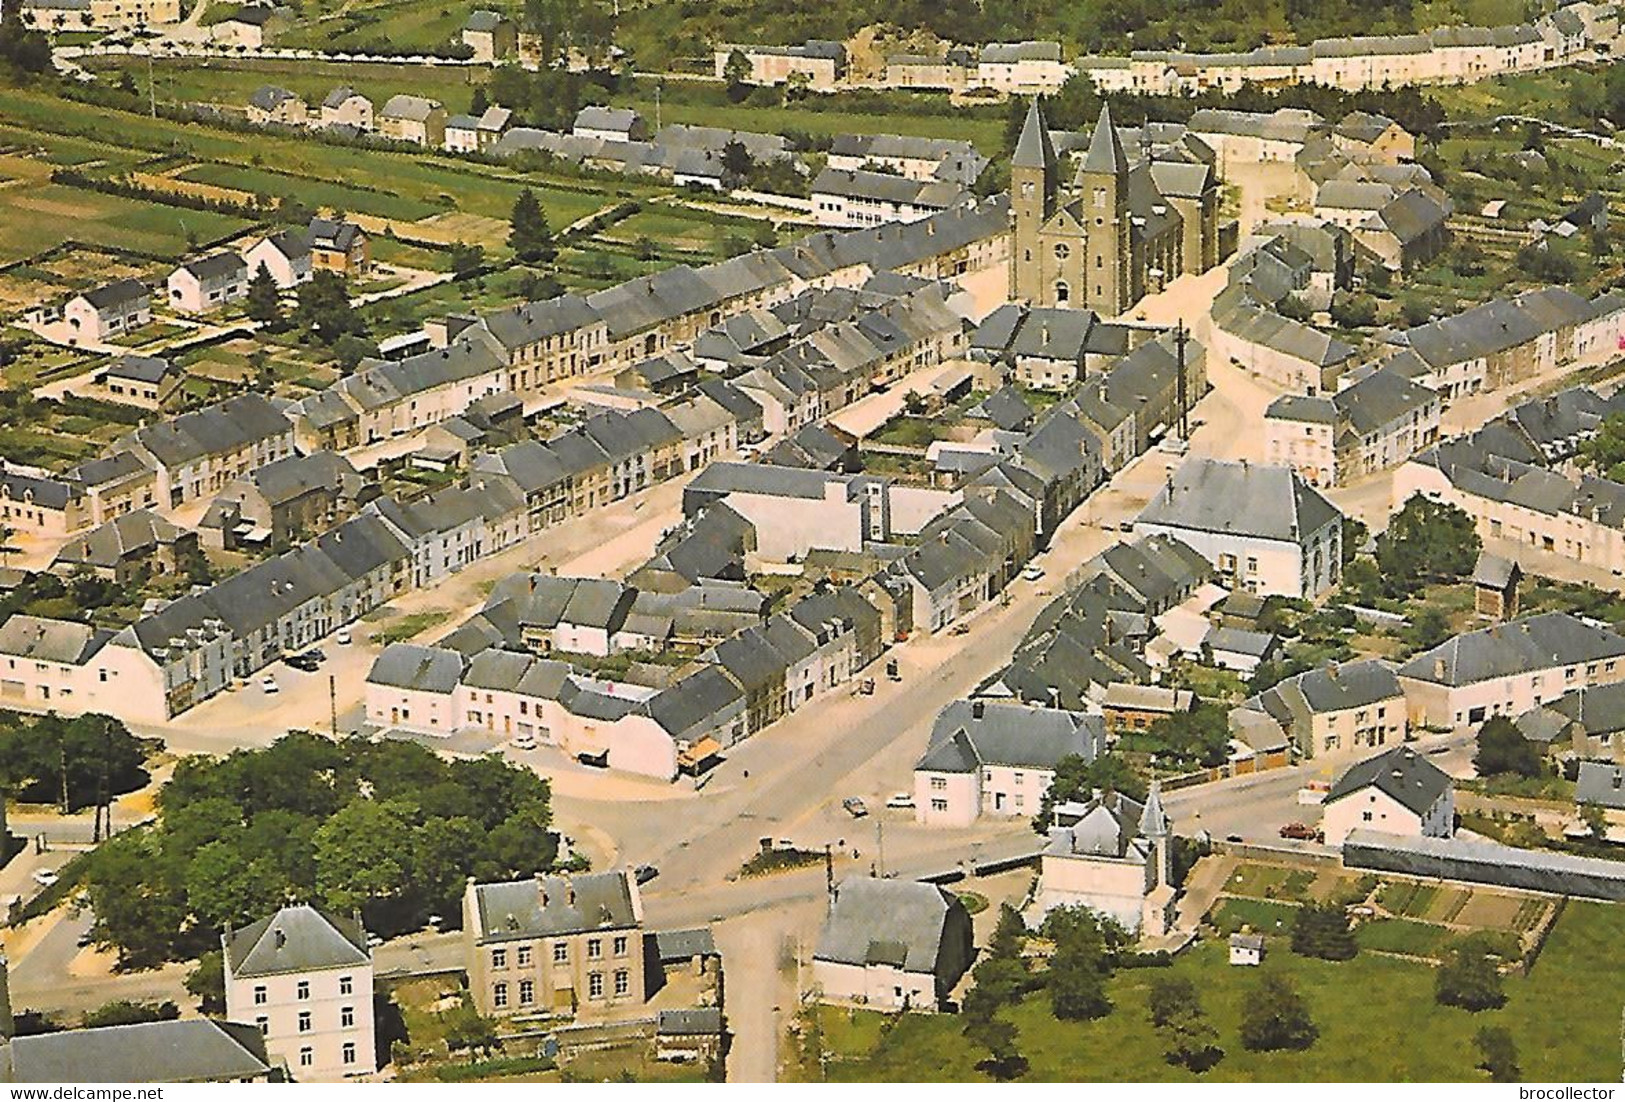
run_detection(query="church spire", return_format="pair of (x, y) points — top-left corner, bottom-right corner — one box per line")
(1012, 97), (1057, 174)
(1082, 103), (1128, 177)
(1139, 779), (1169, 838)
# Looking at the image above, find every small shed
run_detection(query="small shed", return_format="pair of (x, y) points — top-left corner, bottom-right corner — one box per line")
(1229, 932), (1264, 966)
(1472, 551), (1521, 621)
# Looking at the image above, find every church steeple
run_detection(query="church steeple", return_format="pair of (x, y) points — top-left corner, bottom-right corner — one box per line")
(1009, 98), (1057, 303)
(1013, 97), (1058, 176)
(1082, 103), (1128, 178)
(1139, 779), (1169, 839)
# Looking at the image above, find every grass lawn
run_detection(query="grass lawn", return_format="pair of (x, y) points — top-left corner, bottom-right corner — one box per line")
(807, 901), (1625, 1081)
(611, 94), (1007, 155)
(1355, 917), (1451, 957)
(178, 162), (444, 222)
(0, 181), (253, 264)
(371, 609), (450, 645)
(1209, 897), (1300, 936)
(1378, 880), (1438, 919)
(89, 57), (487, 118)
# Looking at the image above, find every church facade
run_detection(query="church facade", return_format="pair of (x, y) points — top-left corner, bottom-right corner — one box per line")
(1010, 101), (1221, 317)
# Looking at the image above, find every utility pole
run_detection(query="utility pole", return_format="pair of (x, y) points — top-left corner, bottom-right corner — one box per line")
(1173, 320), (1190, 441)
(823, 843), (834, 902)
(330, 674), (338, 739)
(147, 52), (157, 118)
(875, 815), (885, 878)
(654, 82), (662, 132)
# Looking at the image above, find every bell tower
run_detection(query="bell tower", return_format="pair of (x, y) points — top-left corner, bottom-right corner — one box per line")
(1010, 98), (1057, 304)
(1078, 105), (1131, 316)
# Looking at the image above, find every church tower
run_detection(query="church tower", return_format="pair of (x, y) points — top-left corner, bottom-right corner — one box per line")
(1139, 779), (1172, 892)
(1078, 105), (1132, 317)
(1010, 98), (1057, 304)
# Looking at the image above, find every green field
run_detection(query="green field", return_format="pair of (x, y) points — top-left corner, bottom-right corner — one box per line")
(178, 162), (443, 222)
(0, 182), (252, 264)
(95, 57), (488, 117)
(802, 901), (1625, 1082)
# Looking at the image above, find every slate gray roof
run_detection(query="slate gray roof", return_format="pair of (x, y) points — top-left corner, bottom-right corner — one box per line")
(1135, 457), (1342, 543)
(575, 105), (641, 132)
(654, 927), (718, 962)
(657, 1008), (723, 1035)
(470, 870), (638, 942)
(1251, 659), (1401, 723)
(381, 94), (443, 121)
(815, 878), (965, 973)
(0, 614), (110, 664)
(322, 85), (365, 109)
(1188, 107), (1325, 143)
(1043, 790), (1152, 860)
(1398, 612), (1625, 686)
(0, 467), (76, 511)
(1207, 626), (1277, 658)
(646, 663), (744, 739)
(463, 8), (506, 30)
(78, 278), (149, 312)
(177, 251), (248, 282)
(5, 1020), (272, 1083)
(1082, 105), (1128, 176)
(1576, 760), (1625, 810)
(1473, 550), (1519, 589)
(366, 642), (465, 692)
(224, 904), (370, 977)
(52, 509), (184, 572)
(103, 354), (173, 384)
(124, 392), (290, 469)
(1013, 99), (1059, 172)
(980, 40), (1062, 63)
(1327, 744), (1451, 815)
(248, 85), (299, 112)
(916, 699), (1103, 774)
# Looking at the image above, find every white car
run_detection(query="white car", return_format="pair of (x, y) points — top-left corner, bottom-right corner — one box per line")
(261, 675), (279, 693)
(336, 628), (353, 645)
(512, 733), (537, 751)
(885, 792), (914, 809)
(32, 870), (59, 888)
(1021, 565), (1044, 581)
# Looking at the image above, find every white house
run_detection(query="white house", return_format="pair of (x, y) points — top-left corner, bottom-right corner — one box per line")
(1133, 457), (1343, 598)
(167, 252), (249, 314)
(223, 905), (376, 1081)
(1321, 744), (1453, 846)
(1034, 784), (1176, 938)
(913, 698), (1106, 826)
(812, 878), (974, 1012)
(62, 279), (150, 345)
(242, 231), (312, 289)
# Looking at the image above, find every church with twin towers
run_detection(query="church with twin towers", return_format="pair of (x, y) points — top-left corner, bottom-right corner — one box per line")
(1009, 99), (1222, 317)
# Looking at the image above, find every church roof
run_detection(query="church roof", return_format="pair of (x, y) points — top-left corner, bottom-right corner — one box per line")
(1013, 99), (1058, 173)
(1082, 105), (1128, 177)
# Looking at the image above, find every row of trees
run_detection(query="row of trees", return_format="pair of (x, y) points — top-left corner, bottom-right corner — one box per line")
(80, 734), (560, 969)
(0, 711), (149, 814)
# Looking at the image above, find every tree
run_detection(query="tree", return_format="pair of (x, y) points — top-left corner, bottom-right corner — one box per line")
(720, 140), (753, 189)
(1048, 943), (1111, 1020)
(294, 272), (366, 343)
(963, 1013), (1026, 1081)
(1374, 494), (1481, 597)
(1239, 974), (1318, 1052)
(0, 5), (51, 79)
(449, 242), (487, 281)
(1290, 901), (1357, 961)
(1160, 1000), (1223, 1072)
(245, 262), (281, 326)
(1329, 291), (1377, 328)
(312, 799), (418, 914)
(507, 188), (557, 265)
(1405, 605), (1452, 651)
(1147, 975), (1198, 1029)
(723, 49), (752, 102)
(444, 999), (500, 1060)
(1475, 1025), (1520, 1082)
(962, 904), (1029, 1021)
(185, 950), (226, 1014)
(1580, 413), (1625, 481)
(0, 524), (17, 567)
(1473, 716), (1543, 780)
(1581, 801), (1608, 840)
(469, 85), (489, 116)
(1033, 753), (1146, 833)
(1436, 941), (1506, 1011)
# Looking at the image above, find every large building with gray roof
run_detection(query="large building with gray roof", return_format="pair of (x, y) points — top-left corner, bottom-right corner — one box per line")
(813, 878), (974, 1011)
(1133, 457), (1343, 598)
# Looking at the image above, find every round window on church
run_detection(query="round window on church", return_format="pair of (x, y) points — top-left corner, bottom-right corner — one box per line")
(1053, 243), (1070, 261)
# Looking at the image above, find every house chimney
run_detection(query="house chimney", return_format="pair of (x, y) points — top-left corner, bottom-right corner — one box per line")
(972, 700), (985, 719)
(274, 929), (287, 949)
(566, 880), (577, 907)
(1433, 657), (1446, 679)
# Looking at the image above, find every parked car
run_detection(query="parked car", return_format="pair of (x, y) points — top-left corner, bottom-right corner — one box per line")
(31, 869), (59, 888)
(634, 864), (659, 885)
(1021, 565), (1044, 581)
(842, 796), (868, 818)
(261, 675), (279, 694)
(336, 628), (353, 645)
(885, 792), (914, 809)
(512, 733), (537, 751)
(1225, 833), (1243, 843)
(286, 652), (320, 673)
(1279, 822), (1317, 841)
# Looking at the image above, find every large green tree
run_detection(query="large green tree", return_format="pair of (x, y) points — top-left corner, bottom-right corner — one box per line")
(508, 188), (557, 265)
(1374, 494), (1482, 597)
(1290, 901), (1357, 961)
(245, 263), (281, 326)
(1473, 716), (1544, 779)
(1436, 940), (1506, 1011)
(1239, 974), (1318, 1052)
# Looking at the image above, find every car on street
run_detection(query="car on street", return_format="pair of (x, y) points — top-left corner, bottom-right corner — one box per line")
(1225, 833), (1243, 843)
(32, 869), (59, 888)
(261, 675), (279, 693)
(286, 652), (320, 673)
(1021, 565), (1044, 581)
(885, 792), (914, 809)
(336, 628), (353, 645)
(634, 864), (659, 885)
(512, 733), (537, 751)
(1279, 822), (1318, 841)
(842, 796), (868, 818)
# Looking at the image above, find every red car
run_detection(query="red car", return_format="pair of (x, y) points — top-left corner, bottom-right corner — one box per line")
(1279, 822), (1318, 841)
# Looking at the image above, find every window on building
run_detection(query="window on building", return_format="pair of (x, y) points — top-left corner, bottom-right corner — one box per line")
(254, 985), (268, 1006)
(613, 935), (628, 957)
(930, 776), (947, 791)
(1093, 187), (1107, 208)
(298, 1011), (312, 1033)
(1054, 280), (1069, 303)
(588, 938), (603, 960)
(491, 948), (507, 969)
(339, 975), (353, 997)
(553, 943), (568, 964)
(341, 1006), (355, 1028)
(931, 798), (947, 812)
(614, 969), (630, 997)
(493, 982), (509, 1008)
(300, 1048), (313, 1068)
(1013, 772), (1024, 785)
(255, 1016), (268, 1035)
(342, 1042), (356, 1066)
(296, 980), (310, 1001)
(517, 945), (532, 967)
(589, 972), (604, 999)
(1054, 243), (1070, 260)
(520, 979), (535, 1006)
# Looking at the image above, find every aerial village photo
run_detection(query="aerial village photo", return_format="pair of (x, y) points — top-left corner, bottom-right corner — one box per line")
(0, 0), (1622, 1086)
